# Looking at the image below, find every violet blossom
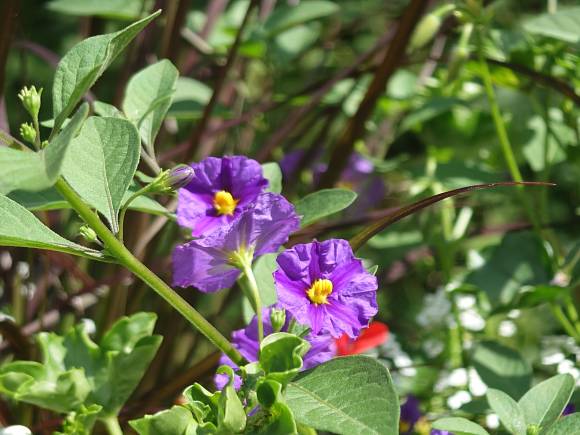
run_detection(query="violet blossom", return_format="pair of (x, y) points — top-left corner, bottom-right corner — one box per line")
(274, 239), (378, 338)
(177, 156), (268, 237)
(215, 307), (336, 390)
(173, 193), (299, 292)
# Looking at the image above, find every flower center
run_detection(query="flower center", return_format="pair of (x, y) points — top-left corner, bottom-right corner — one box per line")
(213, 190), (238, 216)
(306, 279), (333, 305)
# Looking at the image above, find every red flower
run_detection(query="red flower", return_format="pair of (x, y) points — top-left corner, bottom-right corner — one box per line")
(335, 321), (389, 356)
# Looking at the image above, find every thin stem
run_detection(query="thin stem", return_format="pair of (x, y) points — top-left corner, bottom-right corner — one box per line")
(102, 417), (123, 435)
(239, 263), (264, 342)
(118, 183), (155, 242)
(476, 41), (544, 236)
(550, 304), (580, 343)
(32, 117), (41, 150)
(477, 51), (523, 183)
(54, 178), (246, 366)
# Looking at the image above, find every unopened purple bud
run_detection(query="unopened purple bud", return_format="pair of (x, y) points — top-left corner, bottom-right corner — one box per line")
(168, 165), (195, 190)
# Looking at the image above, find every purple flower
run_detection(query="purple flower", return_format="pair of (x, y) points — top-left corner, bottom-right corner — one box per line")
(177, 156), (268, 237)
(563, 403), (576, 416)
(400, 396), (421, 434)
(215, 307), (336, 390)
(430, 430), (451, 435)
(274, 239), (378, 338)
(173, 193), (300, 292)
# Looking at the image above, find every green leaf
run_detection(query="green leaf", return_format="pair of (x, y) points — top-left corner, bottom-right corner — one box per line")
(52, 11), (160, 131)
(122, 59), (179, 147)
(56, 404), (102, 435)
(295, 188), (357, 226)
(264, 1), (340, 36)
(472, 341), (532, 400)
(523, 7), (580, 43)
(285, 355), (400, 435)
(0, 103), (88, 195)
(0, 313), (161, 417)
(0, 194), (105, 260)
(518, 374), (575, 431)
(260, 333), (310, 385)
(62, 116), (141, 233)
(216, 366), (246, 433)
(167, 77), (212, 120)
(432, 417), (490, 435)
(262, 162), (283, 194)
(545, 413), (580, 435)
(130, 406), (199, 435)
(93, 101), (125, 118)
(47, 0), (145, 20)
(486, 389), (526, 435)
(465, 232), (552, 307)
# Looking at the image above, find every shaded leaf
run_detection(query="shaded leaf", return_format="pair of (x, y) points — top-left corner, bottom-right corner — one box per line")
(545, 413), (580, 435)
(295, 188), (357, 227)
(130, 406), (199, 435)
(432, 417), (490, 435)
(122, 59), (179, 147)
(472, 341), (532, 400)
(523, 7), (580, 43)
(262, 162), (282, 194)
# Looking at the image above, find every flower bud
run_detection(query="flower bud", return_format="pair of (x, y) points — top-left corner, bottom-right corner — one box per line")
(270, 308), (286, 333)
(18, 85), (42, 119)
(167, 164), (195, 189)
(79, 225), (98, 244)
(19, 123), (36, 144)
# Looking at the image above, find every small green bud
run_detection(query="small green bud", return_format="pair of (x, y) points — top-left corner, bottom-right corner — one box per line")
(19, 123), (36, 144)
(18, 85), (43, 119)
(526, 424), (540, 435)
(149, 165), (195, 194)
(270, 308), (286, 333)
(79, 225), (98, 244)
(40, 140), (49, 149)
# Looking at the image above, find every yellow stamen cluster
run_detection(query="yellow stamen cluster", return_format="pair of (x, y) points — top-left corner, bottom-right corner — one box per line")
(213, 190), (238, 216)
(306, 279), (333, 305)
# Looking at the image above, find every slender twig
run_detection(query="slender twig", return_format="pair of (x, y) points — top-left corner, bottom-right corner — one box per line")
(317, 0), (428, 188)
(256, 29), (396, 162)
(486, 58), (580, 105)
(183, 0), (259, 162)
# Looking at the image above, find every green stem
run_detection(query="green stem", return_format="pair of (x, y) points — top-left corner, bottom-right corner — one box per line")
(550, 304), (580, 343)
(476, 40), (544, 236)
(54, 178), (246, 366)
(102, 417), (123, 435)
(239, 263), (264, 342)
(118, 183), (155, 242)
(32, 117), (41, 150)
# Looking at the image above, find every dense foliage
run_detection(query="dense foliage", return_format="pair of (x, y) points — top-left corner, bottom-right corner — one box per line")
(0, 0), (578, 434)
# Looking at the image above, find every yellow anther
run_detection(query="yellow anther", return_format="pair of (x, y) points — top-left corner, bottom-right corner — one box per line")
(213, 190), (238, 216)
(306, 279), (333, 305)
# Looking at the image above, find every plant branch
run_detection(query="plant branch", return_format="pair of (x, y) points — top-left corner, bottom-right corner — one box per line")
(183, 0), (259, 162)
(317, 0), (428, 188)
(54, 178), (246, 366)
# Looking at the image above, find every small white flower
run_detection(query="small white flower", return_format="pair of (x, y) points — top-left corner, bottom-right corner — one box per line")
(469, 368), (487, 396)
(0, 426), (32, 435)
(459, 309), (485, 331)
(486, 414), (500, 429)
(416, 289), (452, 327)
(448, 368), (468, 387)
(447, 391), (471, 410)
(498, 320), (517, 337)
(456, 294), (476, 310)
